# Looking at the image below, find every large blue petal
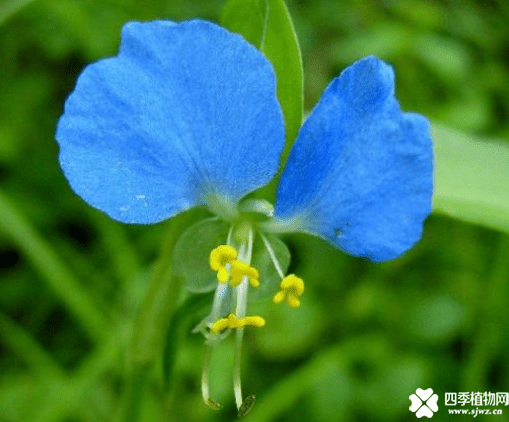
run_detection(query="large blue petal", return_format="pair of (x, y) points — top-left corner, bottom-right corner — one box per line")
(274, 56), (433, 262)
(56, 20), (284, 224)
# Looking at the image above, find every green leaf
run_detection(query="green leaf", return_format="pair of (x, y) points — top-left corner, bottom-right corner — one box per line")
(221, 0), (304, 156)
(432, 124), (509, 234)
(221, 0), (268, 48)
(263, 0), (304, 154)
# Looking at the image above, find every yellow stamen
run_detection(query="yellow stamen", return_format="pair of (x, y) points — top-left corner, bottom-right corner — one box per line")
(210, 313), (265, 334)
(287, 294), (301, 309)
(209, 245), (237, 271)
(210, 317), (230, 334)
(209, 245), (237, 282)
(272, 290), (286, 304)
(230, 260), (259, 288)
(280, 274), (304, 294)
(217, 267), (230, 283)
(227, 313), (244, 329)
(273, 274), (304, 309)
(243, 315), (265, 327)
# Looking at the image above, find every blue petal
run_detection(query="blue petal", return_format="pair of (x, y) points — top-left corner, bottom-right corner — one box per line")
(56, 20), (284, 224)
(274, 56), (433, 262)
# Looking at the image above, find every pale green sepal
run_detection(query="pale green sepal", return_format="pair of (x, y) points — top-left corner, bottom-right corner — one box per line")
(172, 218), (231, 293)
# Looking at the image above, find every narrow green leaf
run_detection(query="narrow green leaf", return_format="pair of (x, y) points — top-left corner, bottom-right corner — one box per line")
(221, 0), (268, 48)
(0, 311), (64, 379)
(0, 188), (107, 342)
(432, 124), (509, 233)
(221, 0), (304, 155)
(262, 0), (303, 155)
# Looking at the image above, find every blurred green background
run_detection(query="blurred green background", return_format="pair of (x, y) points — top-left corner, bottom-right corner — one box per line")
(1, 0), (509, 421)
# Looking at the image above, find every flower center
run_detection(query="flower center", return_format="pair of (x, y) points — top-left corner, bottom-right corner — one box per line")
(195, 204), (306, 415)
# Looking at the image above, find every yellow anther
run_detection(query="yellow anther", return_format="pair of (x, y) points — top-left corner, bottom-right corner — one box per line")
(272, 290), (286, 304)
(287, 294), (301, 309)
(217, 267), (230, 283)
(280, 274), (304, 294)
(273, 274), (304, 309)
(209, 245), (237, 283)
(226, 313), (244, 329)
(210, 313), (266, 334)
(230, 260), (260, 288)
(210, 317), (230, 333)
(209, 245), (237, 271)
(243, 315), (265, 328)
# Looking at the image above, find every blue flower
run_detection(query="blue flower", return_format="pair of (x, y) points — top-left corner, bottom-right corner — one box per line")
(56, 19), (432, 263)
(56, 19), (432, 412)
